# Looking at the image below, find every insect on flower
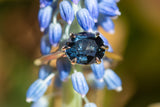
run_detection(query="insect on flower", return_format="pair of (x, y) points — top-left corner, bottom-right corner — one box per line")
(34, 32), (109, 66)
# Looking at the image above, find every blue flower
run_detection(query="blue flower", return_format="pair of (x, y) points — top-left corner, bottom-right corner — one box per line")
(38, 6), (53, 32)
(71, 0), (80, 4)
(103, 69), (122, 92)
(31, 96), (49, 107)
(40, 35), (52, 55)
(26, 79), (48, 103)
(91, 60), (105, 80)
(76, 9), (95, 31)
(99, 16), (115, 34)
(49, 23), (62, 47)
(40, 0), (53, 8)
(59, 1), (74, 24)
(56, 57), (71, 82)
(38, 65), (53, 85)
(98, 2), (121, 17)
(71, 71), (89, 97)
(85, 0), (99, 22)
(84, 103), (97, 107)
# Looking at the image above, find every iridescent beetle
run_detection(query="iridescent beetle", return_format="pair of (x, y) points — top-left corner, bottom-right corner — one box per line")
(34, 32), (120, 66)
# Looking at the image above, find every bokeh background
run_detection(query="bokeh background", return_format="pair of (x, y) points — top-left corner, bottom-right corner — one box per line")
(0, 0), (160, 107)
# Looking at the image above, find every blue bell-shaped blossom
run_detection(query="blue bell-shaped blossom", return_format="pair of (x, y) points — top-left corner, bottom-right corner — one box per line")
(38, 6), (53, 32)
(59, 1), (74, 24)
(85, 0), (99, 22)
(56, 57), (71, 81)
(71, 0), (80, 4)
(91, 60), (105, 80)
(40, 0), (53, 8)
(49, 23), (62, 47)
(31, 96), (49, 107)
(87, 73), (105, 89)
(39, 65), (53, 85)
(76, 8), (95, 31)
(40, 35), (52, 55)
(26, 79), (48, 103)
(99, 17), (115, 34)
(98, 2), (121, 17)
(84, 103), (97, 107)
(103, 69), (122, 92)
(71, 71), (89, 97)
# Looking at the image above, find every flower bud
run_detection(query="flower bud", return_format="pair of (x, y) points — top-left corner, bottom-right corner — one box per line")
(56, 57), (71, 82)
(49, 23), (62, 47)
(59, 1), (74, 24)
(40, 35), (52, 55)
(76, 9), (95, 31)
(39, 65), (53, 85)
(98, 2), (121, 17)
(38, 6), (52, 32)
(103, 69), (122, 92)
(31, 96), (49, 107)
(26, 79), (48, 103)
(99, 17), (115, 34)
(84, 103), (97, 107)
(91, 60), (105, 80)
(85, 0), (99, 22)
(71, 0), (80, 4)
(71, 72), (89, 97)
(40, 0), (53, 8)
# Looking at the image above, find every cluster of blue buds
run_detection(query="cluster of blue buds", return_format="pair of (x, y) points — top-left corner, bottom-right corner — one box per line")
(26, 0), (122, 107)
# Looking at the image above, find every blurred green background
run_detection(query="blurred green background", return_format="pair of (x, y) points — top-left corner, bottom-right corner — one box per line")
(0, 0), (160, 107)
